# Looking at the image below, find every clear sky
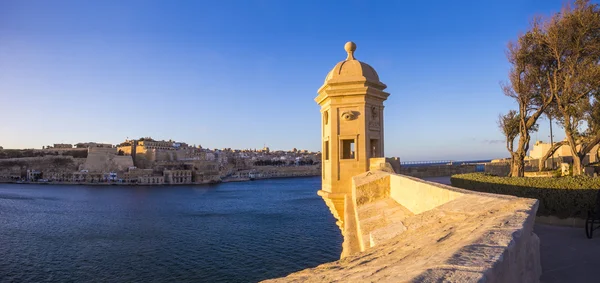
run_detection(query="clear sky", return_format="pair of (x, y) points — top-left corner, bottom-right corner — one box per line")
(0, 0), (575, 161)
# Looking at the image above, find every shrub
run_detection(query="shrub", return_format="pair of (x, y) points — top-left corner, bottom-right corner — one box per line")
(450, 173), (600, 219)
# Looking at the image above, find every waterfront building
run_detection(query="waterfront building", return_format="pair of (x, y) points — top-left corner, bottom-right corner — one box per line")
(72, 171), (88, 182)
(529, 140), (600, 167)
(48, 172), (73, 182)
(26, 169), (42, 181)
(192, 170), (220, 183)
(123, 168), (154, 183)
(137, 175), (164, 185)
(164, 170), (192, 184)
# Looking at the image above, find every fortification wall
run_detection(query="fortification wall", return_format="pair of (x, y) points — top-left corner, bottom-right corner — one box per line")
(266, 173), (541, 282)
(399, 164), (477, 178)
(82, 152), (133, 173)
(0, 156), (85, 175)
(88, 147), (117, 154)
(485, 163), (511, 176)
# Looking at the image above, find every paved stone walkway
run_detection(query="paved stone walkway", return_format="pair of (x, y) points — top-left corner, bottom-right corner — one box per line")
(535, 223), (600, 283)
(422, 176), (600, 282)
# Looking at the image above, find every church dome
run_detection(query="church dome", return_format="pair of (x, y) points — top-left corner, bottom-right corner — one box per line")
(323, 42), (383, 86)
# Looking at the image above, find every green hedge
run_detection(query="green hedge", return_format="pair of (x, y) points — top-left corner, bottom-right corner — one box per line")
(450, 173), (600, 219)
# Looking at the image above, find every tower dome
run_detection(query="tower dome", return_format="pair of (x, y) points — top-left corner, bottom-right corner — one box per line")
(323, 42), (386, 89)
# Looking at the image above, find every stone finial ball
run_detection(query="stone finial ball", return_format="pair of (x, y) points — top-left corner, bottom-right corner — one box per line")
(344, 41), (357, 53)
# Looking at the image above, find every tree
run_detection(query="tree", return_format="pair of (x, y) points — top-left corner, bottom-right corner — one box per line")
(539, 0), (600, 175)
(498, 110), (520, 159)
(538, 140), (567, 171)
(502, 23), (553, 177)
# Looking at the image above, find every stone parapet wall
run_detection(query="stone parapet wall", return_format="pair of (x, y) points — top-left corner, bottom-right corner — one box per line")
(485, 163), (510, 176)
(399, 164), (477, 178)
(265, 172), (541, 282)
(485, 162), (542, 177)
(389, 174), (464, 214)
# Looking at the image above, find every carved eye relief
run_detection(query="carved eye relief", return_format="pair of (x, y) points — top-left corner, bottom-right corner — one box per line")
(341, 111), (356, 121)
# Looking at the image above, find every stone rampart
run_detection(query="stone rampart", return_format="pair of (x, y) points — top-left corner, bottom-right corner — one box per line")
(82, 151), (133, 173)
(88, 147), (117, 154)
(0, 156), (85, 176)
(265, 172), (541, 282)
(399, 164), (477, 178)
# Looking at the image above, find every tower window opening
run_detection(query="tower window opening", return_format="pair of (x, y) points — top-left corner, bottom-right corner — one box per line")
(341, 139), (355, 159)
(370, 139), (379, 157)
(324, 141), (329, 160)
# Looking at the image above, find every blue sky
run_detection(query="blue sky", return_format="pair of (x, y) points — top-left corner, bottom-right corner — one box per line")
(0, 0), (573, 161)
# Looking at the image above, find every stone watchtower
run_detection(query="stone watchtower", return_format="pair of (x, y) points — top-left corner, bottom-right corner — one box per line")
(316, 42), (390, 230)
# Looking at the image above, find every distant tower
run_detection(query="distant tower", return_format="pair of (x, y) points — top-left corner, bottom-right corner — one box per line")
(315, 42), (390, 230)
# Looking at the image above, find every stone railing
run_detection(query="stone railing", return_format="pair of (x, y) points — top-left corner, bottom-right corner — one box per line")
(265, 170), (541, 282)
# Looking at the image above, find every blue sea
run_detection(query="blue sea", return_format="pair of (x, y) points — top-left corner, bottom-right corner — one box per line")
(0, 177), (342, 282)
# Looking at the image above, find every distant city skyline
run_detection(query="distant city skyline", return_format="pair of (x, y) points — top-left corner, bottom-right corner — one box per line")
(0, 0), (571, 161)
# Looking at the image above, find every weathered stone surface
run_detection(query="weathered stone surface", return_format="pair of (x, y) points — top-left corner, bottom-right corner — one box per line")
(264, 173), (541, 283)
